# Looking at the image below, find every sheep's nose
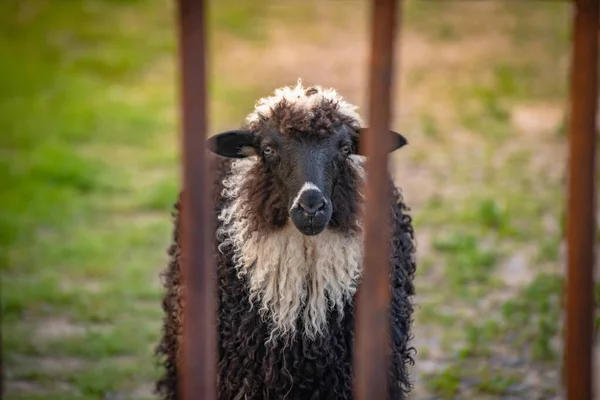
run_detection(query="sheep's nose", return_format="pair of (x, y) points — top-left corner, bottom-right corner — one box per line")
(298, 197), (326, 216)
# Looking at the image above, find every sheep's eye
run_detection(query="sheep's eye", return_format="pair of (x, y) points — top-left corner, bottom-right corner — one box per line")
(340, 145), (351, 155)
(263, 146), (274, 155)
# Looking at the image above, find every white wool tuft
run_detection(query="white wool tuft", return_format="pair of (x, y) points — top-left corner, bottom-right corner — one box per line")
(245, 79), (363, 126)
(217, 156), (366, 341)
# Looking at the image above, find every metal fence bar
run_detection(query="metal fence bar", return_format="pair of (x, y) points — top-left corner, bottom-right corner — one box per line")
(176, 0), (217, 399)
(354, 0), (400, 398)
(565, 0), (599, 399)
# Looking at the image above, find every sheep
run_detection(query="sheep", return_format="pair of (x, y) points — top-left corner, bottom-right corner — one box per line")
(155, 80), (417, 400)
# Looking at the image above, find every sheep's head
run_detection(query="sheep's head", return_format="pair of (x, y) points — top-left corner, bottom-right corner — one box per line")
(208, 81), (407, 237)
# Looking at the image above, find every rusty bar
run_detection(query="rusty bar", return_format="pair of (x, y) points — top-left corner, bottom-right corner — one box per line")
(565, 0), (599, 399)
(176, 0), (217, 399)
(354, 0), (399, 399)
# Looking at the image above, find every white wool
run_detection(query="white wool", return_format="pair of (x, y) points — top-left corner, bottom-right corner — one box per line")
(245, 79), (363, 126)
(217, 157), (366, 340)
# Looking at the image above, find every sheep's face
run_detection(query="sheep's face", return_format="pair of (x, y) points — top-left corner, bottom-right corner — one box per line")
(207, 83), (407, 236)
(251, 125), (353, 236)
(208, 125), (407, 236)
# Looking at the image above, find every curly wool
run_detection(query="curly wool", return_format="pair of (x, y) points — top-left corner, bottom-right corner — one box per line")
(155, 82), (417, 400)
(155, 175), (416, 399)
(245, 79), (363, 129)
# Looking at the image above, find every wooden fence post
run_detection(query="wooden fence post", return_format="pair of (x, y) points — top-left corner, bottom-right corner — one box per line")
(176, 0), (217, 399)
(354, 0), (401, 399)
(565, 0), (599, 399)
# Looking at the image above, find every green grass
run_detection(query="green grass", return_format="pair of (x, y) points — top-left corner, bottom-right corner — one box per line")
(426, 365), (462, 398)
(475, 369), (518, 395)
(0, 0), (273, 398)
(501, 274), (564, 361)
(1, 0), (325, 395)
(432, 231), (500, 298)
(0, 2), (171, 397)
(0, 0), (581, 398)
(428, 363), (518, 398)
(406, 3), (571, 391)
(425, 273), (564, 398)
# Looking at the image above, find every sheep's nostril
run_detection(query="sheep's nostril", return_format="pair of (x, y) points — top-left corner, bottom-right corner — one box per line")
(298, 198), (326, 216)
(318, 200), (327, 211)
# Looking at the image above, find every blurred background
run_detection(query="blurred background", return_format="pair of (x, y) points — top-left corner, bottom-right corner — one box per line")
(1, 0), (592, 399)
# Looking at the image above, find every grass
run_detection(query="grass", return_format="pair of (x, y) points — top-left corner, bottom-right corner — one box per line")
(426, 362), (520, 399)
(475, 369), (518, 395)
(0, 1), (173, 396)
(0, 0), (269, 398)
(432, 231), (500, 299)
(501, 274), (564, 361)
(402, 2), (572, 396)
(1, 0), (582, 399)
(426, 366), (462, 398)
(425, 273), (564, 398)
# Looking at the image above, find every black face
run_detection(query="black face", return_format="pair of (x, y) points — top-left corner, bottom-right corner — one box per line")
(260, 130), (354, 235)
(207, 126), (407, 236)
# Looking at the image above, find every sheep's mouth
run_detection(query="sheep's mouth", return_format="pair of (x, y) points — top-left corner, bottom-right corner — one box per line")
(289, 211), (330, 237)
(297, 224), (326, 236)
(298, 222), (325, 236)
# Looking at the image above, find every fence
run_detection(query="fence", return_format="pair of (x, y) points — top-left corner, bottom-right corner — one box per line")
(175, 0), (599, 399)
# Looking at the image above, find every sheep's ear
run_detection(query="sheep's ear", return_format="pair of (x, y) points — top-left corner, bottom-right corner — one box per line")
(206, 130), (257, 158)
(356, 128), (407, 155)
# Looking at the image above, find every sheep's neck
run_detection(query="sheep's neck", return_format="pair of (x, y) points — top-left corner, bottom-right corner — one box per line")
(242, 224), (363, 341)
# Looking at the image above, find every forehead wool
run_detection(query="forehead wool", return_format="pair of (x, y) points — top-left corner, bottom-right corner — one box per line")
(245, 79), (363, 127)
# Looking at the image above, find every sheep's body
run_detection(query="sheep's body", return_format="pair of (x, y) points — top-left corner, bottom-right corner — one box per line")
(155, 82), (417, 400)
